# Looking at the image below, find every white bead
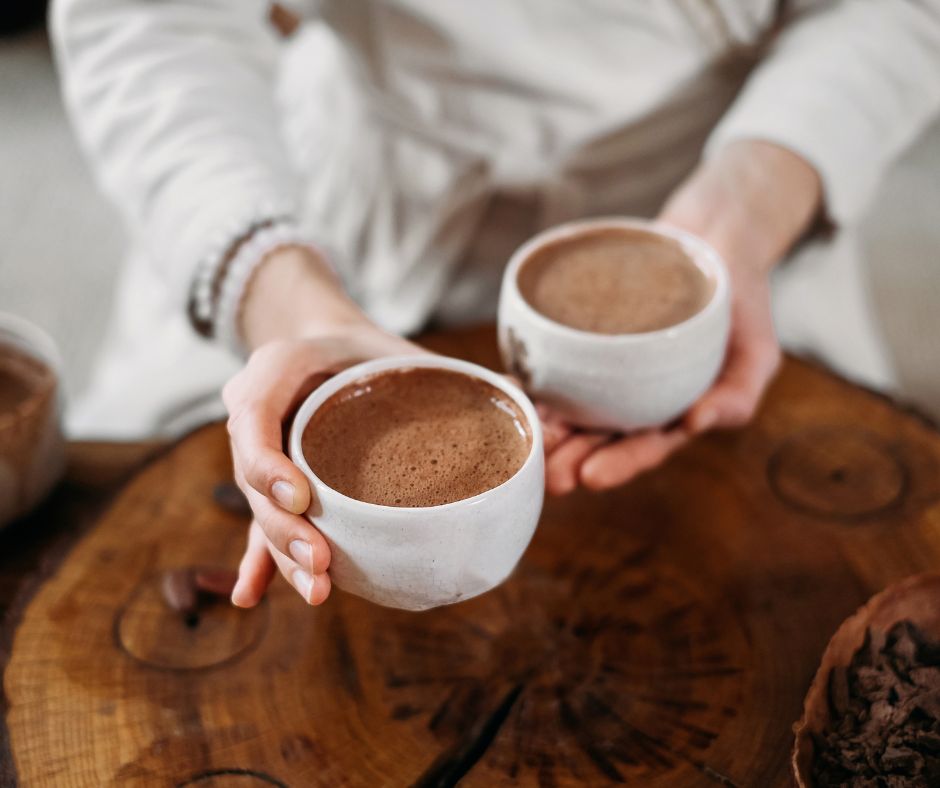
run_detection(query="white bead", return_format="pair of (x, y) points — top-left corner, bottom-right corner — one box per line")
(214, 223), (336, 357)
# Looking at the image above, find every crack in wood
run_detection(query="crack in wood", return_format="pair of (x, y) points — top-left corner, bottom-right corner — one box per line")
(378, 561), (746, 785)
(411, 683), (524, 788)
(428, 682), (483, 735)
(176, 767), (287, 786)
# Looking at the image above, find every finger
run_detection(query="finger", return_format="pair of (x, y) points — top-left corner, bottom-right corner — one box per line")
(534, 404), (574, 454)
(580, 428), (689, 490)
(222, 342), (331, 419)
(686, 339), (781, 432)
(227, 404), (312, 514)
(223, 344), (333, 514)
(542, 421), (572, 454)
(231, 521), (276, 608)
(545, 433), (609, 496)
(269, 538), (332, 605)
(245, 486), (331, 575)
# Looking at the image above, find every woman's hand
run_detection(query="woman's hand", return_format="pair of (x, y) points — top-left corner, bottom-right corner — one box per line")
(544, 140), (823, 495)
(225, 246), (425, 607)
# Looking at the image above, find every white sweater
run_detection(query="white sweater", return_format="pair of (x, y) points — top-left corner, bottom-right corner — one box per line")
(51, 0), (940, 437)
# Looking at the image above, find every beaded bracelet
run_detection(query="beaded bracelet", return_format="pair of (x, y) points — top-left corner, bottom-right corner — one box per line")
(213, 221), (336, 357)
(186, 199), (296, 337)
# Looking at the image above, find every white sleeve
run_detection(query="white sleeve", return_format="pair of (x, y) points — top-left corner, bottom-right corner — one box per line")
(51, 0), (304, 314)
(706, 0), (940, 224)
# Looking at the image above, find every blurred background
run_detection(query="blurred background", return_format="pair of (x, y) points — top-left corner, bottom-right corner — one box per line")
(2, 4), (940, 418)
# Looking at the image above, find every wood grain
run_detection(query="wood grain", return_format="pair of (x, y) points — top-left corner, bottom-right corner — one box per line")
(0, 439), (165, 787)
(4, 325), (940, 787)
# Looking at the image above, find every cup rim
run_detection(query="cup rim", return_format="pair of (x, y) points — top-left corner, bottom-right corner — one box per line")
(0, 311), (62, 373)
(288, 355), (544, 514)
(504, 216), (730, 343)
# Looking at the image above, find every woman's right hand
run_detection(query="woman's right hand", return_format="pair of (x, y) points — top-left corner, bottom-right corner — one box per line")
(224, 246), (425, 608)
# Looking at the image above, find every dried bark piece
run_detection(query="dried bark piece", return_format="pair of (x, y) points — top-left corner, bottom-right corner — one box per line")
(194, 568), (238, 597)
(881, 745), (921, 774)
(160, 565), (238, 632)
(160, 568), (197, 615)
(855, 666), (888, 699)
(913, 729), (940, 752)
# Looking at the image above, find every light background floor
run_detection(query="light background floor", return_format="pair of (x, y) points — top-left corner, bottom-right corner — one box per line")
(2, 31), (939, 424)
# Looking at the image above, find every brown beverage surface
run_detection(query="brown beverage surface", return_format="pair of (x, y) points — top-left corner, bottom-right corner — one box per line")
(302, 367), (531, 507)
(518, 227), (713, 334)
(0, 345), (53, 418)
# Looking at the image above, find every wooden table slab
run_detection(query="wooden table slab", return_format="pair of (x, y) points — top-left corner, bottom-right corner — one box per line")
(3, 325), (940, 787)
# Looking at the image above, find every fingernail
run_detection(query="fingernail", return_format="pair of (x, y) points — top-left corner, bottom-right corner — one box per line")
(289, 539), (313, 570)
(272, 480), (296, 510)
(230, 580), (249, 608)
(292, 569), (313, 602)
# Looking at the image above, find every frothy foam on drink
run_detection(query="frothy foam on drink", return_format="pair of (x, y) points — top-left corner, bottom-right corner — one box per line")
(517, 227), (712, 334)
(301, 367), (531, 507)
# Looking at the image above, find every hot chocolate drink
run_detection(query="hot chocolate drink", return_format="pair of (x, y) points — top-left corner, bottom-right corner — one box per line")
(302, 367), (531, 507)
(517, 227), (713, 334)
(0, 346), (50, 415)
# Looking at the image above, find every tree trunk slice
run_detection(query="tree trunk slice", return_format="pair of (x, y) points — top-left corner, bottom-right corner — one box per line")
(5, 325), (940, 787)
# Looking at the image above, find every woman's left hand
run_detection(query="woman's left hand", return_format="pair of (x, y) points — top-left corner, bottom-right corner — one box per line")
(543, 139), (823, 495)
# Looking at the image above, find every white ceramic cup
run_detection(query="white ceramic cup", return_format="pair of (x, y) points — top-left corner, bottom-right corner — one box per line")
(288, 355), (545, 611)
(0, 312), (66, 529)
(498, 217), (731, 432)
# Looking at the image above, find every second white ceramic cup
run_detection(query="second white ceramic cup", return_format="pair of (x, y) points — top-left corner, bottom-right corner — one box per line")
(498, 217), (731, 432)
(0, 312), (66, 529)
(289, 355), (545, 611)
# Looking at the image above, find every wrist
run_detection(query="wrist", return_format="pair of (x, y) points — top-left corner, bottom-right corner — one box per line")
(662, 139), (822, 277)
(724, 140), (822, 262)
(240, 245), (371, 350)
